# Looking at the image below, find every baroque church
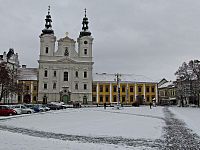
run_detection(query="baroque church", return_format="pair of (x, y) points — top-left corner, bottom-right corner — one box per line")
(38, 7), (94, 104)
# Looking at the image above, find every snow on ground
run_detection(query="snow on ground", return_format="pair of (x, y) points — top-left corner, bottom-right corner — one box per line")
(169, 107), (200, 136)
(0, 130), (141, 150)
(0, 106), (165, 140)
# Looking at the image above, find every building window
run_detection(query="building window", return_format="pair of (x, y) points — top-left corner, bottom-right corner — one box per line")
(64, 72), (68, 81)
(122, 86), (126, 92)
(75, 71), (78, 78)
(45, 47), (48, 53)
(146, 87), (150, 93)
(34, 86), (37, 91)
(92, 96), (96, 102)
(53, 71), (56, 77)
(84, 41), (88, 44)
(84, 71), (87, 78)
(18, 95), (21, 101)
(130, 86), (134, 92)
(100, 96), (103, 102)
(84, 84), (87, 90)
(64, 47), (69, 56)
(84, 49), (87, 55)
(106, 86), (109, 92)
(53, 83), (56, 89)
(113, 86), (117, 92)
(26, 86), (29, 91)
(152, 87), (155, 93)
(33, 96), (36, 101)
(122, 96), (126, 103)
(152, 95), (155, 100)
(138, 86), (142, 93)
(147, 96), (150, 102)
(100, 85), (103, 92)
(44, 83), (47, 89)
(92, 85), (96, 92)
(106, 96), (109, 102)
(75, 83), (78, 90)
(44, 70), (48, 77)
(130, 95), (134, 102)
(113, 96), (117, 102)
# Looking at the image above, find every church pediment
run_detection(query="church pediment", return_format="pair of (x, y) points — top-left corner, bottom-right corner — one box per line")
(57, 57), (78, 64)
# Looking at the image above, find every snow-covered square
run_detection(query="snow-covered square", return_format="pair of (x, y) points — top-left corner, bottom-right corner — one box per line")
(0, 106), (200, 149)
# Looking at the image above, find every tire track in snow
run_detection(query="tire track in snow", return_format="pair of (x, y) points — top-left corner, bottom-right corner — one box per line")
(0, 124), (163, 149)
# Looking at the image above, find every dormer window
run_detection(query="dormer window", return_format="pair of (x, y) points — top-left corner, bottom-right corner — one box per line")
(45, 47), (48, 53)
(64, 47), (69, 56)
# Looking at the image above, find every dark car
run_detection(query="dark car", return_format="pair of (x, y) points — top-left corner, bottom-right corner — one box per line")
(46, 103), (61, 110)
(0, 105), (17, 116)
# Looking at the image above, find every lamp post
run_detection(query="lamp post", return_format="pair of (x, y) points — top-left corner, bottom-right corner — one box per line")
(115, 73), (121, 109)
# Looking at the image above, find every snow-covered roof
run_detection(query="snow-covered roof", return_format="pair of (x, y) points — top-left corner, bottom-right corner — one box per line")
(93, 73), (157, 83)
(17, 68), (38, 81)
(158, 81), (175, 88)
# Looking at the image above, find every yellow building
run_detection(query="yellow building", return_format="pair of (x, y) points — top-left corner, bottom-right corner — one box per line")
(92, 73), (158, 105)
(17, 66), (38, 104)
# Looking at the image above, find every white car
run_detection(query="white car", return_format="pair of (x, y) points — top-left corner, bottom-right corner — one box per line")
(10, 105), (22, 115)
(12, 105), (34, 114)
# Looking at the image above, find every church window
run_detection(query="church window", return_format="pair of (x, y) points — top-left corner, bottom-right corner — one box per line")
(44, 83), (47, 89)
(84, 41), (88, 44)
(64, 72), (68, 81)
(64, 47), (69, 56)
(44, 70), (48, 77)
(53, 83), (56, 89)
(75, 71), (78, 77)
(75, 83), (78, 90)
(53, 71), (56, 77)
(84, 49), (87, 55)
(84, 71), (87, 78)
(45, 47), (48, 53)
(84, 84), (87, 90)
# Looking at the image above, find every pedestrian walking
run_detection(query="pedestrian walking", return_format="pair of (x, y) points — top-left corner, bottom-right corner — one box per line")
(104, 103), (106, 109)
(150, 102), (152, 109)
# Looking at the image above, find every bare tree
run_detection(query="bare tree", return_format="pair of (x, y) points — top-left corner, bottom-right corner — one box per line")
(0, 62), (11, 101)
(175, 60), (200, 106)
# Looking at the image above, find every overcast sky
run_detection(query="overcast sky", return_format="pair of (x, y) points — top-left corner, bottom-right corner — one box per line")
(1, 0), (200, 81)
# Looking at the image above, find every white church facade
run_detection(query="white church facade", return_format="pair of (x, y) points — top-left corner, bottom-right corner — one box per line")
(38, 8), (94, 104)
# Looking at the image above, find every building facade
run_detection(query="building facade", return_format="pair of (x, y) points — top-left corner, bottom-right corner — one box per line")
(38, 8), (94, 104)
(17, 65), (38, 104)
(158, 80), (176, 105)
(92, 73), (158, 105)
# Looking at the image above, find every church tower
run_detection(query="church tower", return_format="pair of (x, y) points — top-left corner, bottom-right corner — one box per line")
(77, 9), (93, 61)
(39, 6), (56, 58)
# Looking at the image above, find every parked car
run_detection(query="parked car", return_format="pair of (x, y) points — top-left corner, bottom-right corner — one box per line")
(0, 105), (17, 116)
(12, 105), (34, 114)
(46, 103), (61, 110)
(10, 105), (22, 115)
(41, 105), (50, 111)
(33, 104), (46, 112)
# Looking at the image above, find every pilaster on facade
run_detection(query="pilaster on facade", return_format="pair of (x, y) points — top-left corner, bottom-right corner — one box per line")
(110, 83), (112, 103)
(135, 83), (137, 100)
(96, 83), (99, 103)
(144, 83), (146, 102)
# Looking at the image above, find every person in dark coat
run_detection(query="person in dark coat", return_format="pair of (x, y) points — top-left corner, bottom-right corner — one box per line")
(150, 102), (152, 109)
(104, 103), (106, 109)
